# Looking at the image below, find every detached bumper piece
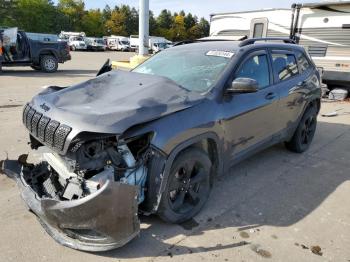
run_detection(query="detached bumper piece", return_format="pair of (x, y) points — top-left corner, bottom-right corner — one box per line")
(2, 160), (140, 252)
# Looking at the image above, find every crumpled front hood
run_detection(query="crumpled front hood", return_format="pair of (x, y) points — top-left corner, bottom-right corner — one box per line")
(30, 70), (204, 135)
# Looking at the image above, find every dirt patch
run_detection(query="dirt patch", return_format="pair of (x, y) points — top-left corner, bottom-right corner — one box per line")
(251, 244), (272, 258)
(239, 231), (250, 239)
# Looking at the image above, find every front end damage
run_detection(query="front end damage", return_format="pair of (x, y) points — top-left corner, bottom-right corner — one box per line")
(4, 158), (140, 251)
(2, 104), (161, 251)
(2, 70), (200, 251)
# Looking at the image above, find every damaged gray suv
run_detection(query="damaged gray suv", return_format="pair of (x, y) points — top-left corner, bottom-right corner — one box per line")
(3, 38), (321, 251)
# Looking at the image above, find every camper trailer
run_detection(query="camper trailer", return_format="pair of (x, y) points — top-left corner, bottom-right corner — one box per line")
(210, 1), (350, 88)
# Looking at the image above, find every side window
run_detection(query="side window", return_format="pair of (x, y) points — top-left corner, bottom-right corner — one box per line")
(296, 51), (312, 73)
(236, 54), (270, 88)
(272, 53), (298, 81)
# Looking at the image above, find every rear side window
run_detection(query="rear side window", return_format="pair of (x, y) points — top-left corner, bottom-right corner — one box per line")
(296, 51), (312, 73)
(236, 54), (270, 88)
(272, 53), (298, 81)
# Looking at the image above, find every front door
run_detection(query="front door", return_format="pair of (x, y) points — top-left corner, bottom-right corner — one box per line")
(221, 49), (280, 162)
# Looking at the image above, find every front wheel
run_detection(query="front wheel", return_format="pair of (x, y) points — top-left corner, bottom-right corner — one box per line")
(158, 148), (212, 223)
(40, 55), (58, 73)
(285, 105), (318, 153)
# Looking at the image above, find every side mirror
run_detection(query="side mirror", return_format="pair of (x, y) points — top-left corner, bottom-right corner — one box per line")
(96, 59), (112, 76)
(226, 77), (259, 94)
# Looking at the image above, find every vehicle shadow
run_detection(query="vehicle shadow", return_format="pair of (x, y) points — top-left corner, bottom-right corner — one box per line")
(0, 69), (97, 78)
(95, 121), (350, 259)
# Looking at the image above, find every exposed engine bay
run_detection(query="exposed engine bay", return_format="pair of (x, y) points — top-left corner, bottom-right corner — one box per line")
(26, 134), (152, 204)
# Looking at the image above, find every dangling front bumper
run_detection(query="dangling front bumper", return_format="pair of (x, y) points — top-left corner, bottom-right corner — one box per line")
(2, 160), (140, 252)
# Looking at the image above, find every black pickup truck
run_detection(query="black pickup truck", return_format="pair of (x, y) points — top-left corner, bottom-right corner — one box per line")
(0, 29), (71, 72)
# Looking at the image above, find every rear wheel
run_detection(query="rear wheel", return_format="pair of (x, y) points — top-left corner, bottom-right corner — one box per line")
(158, 148), (212, 223)
(285, 105), (318, 153)
(40, 55), (58, 73)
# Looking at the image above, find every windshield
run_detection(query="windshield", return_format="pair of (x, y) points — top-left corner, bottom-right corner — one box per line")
(133, 48), (233, 93)
(73, 36), (84, 41)
(155, 43), (167, 48)
(96, 39), (104, 44)
(120, 40), (129, 45)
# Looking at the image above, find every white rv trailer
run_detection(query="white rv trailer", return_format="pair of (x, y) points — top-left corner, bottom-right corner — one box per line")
(210, 1), (350, 88)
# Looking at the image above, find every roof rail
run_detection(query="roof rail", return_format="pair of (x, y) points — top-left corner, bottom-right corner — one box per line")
(239, 37), (296, 47)
(173, 36), (248, 47)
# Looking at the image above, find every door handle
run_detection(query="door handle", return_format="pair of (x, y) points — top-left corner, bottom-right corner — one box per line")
(265, 92), (276, 100)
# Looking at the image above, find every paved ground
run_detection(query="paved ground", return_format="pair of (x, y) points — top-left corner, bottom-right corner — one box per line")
(0, 52), (349, 262)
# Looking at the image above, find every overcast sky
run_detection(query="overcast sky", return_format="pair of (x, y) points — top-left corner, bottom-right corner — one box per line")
(64, 0), (311, 19)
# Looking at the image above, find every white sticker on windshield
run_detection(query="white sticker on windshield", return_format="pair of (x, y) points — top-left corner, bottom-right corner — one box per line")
(206, 50), (235, 58)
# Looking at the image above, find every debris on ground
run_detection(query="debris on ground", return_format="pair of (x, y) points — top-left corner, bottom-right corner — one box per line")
(0, 104), (23, 109)
(321, 87), (329, 98)
(328, 88), (348, 101)
(321, 108), (350, 117)
(311, 245), (323, 256)
(322, 111), (339, 117)
(301, 244), (309, 249)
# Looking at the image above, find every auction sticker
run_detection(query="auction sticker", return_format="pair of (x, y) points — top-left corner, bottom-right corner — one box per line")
(206, 50), (235, 58)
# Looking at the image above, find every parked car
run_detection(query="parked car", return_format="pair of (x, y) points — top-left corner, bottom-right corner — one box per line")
(85, 37), (106, 51)
(0, 28), (71, 72)
(3, 38), (321, 251)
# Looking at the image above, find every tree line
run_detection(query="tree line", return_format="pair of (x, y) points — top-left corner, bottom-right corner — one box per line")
(0, 0), (210, 41)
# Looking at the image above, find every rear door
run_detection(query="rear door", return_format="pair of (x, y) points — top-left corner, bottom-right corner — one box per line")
(222, 49), (280, 161)
(269, 49), (308, 135)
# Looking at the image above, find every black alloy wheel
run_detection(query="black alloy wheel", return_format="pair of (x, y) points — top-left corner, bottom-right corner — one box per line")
(158, 148), (212, 223)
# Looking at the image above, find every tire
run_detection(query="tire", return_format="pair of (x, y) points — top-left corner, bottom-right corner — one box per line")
(158, 148), (212, 223)
(31, 65), (41, 71)
(40, 55), (58, 73)
(285, 105), (318, 153)
(71, 45), (76, 51)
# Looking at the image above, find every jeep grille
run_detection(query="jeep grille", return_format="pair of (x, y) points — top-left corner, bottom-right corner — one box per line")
(23, 104), (72, 151)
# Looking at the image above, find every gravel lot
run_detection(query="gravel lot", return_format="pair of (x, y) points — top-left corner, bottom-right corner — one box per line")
(0, 51), (349, 262)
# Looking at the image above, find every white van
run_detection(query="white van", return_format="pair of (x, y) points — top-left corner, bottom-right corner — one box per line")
(59, 32), (87, 51)
(105, 36), (130, 51)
